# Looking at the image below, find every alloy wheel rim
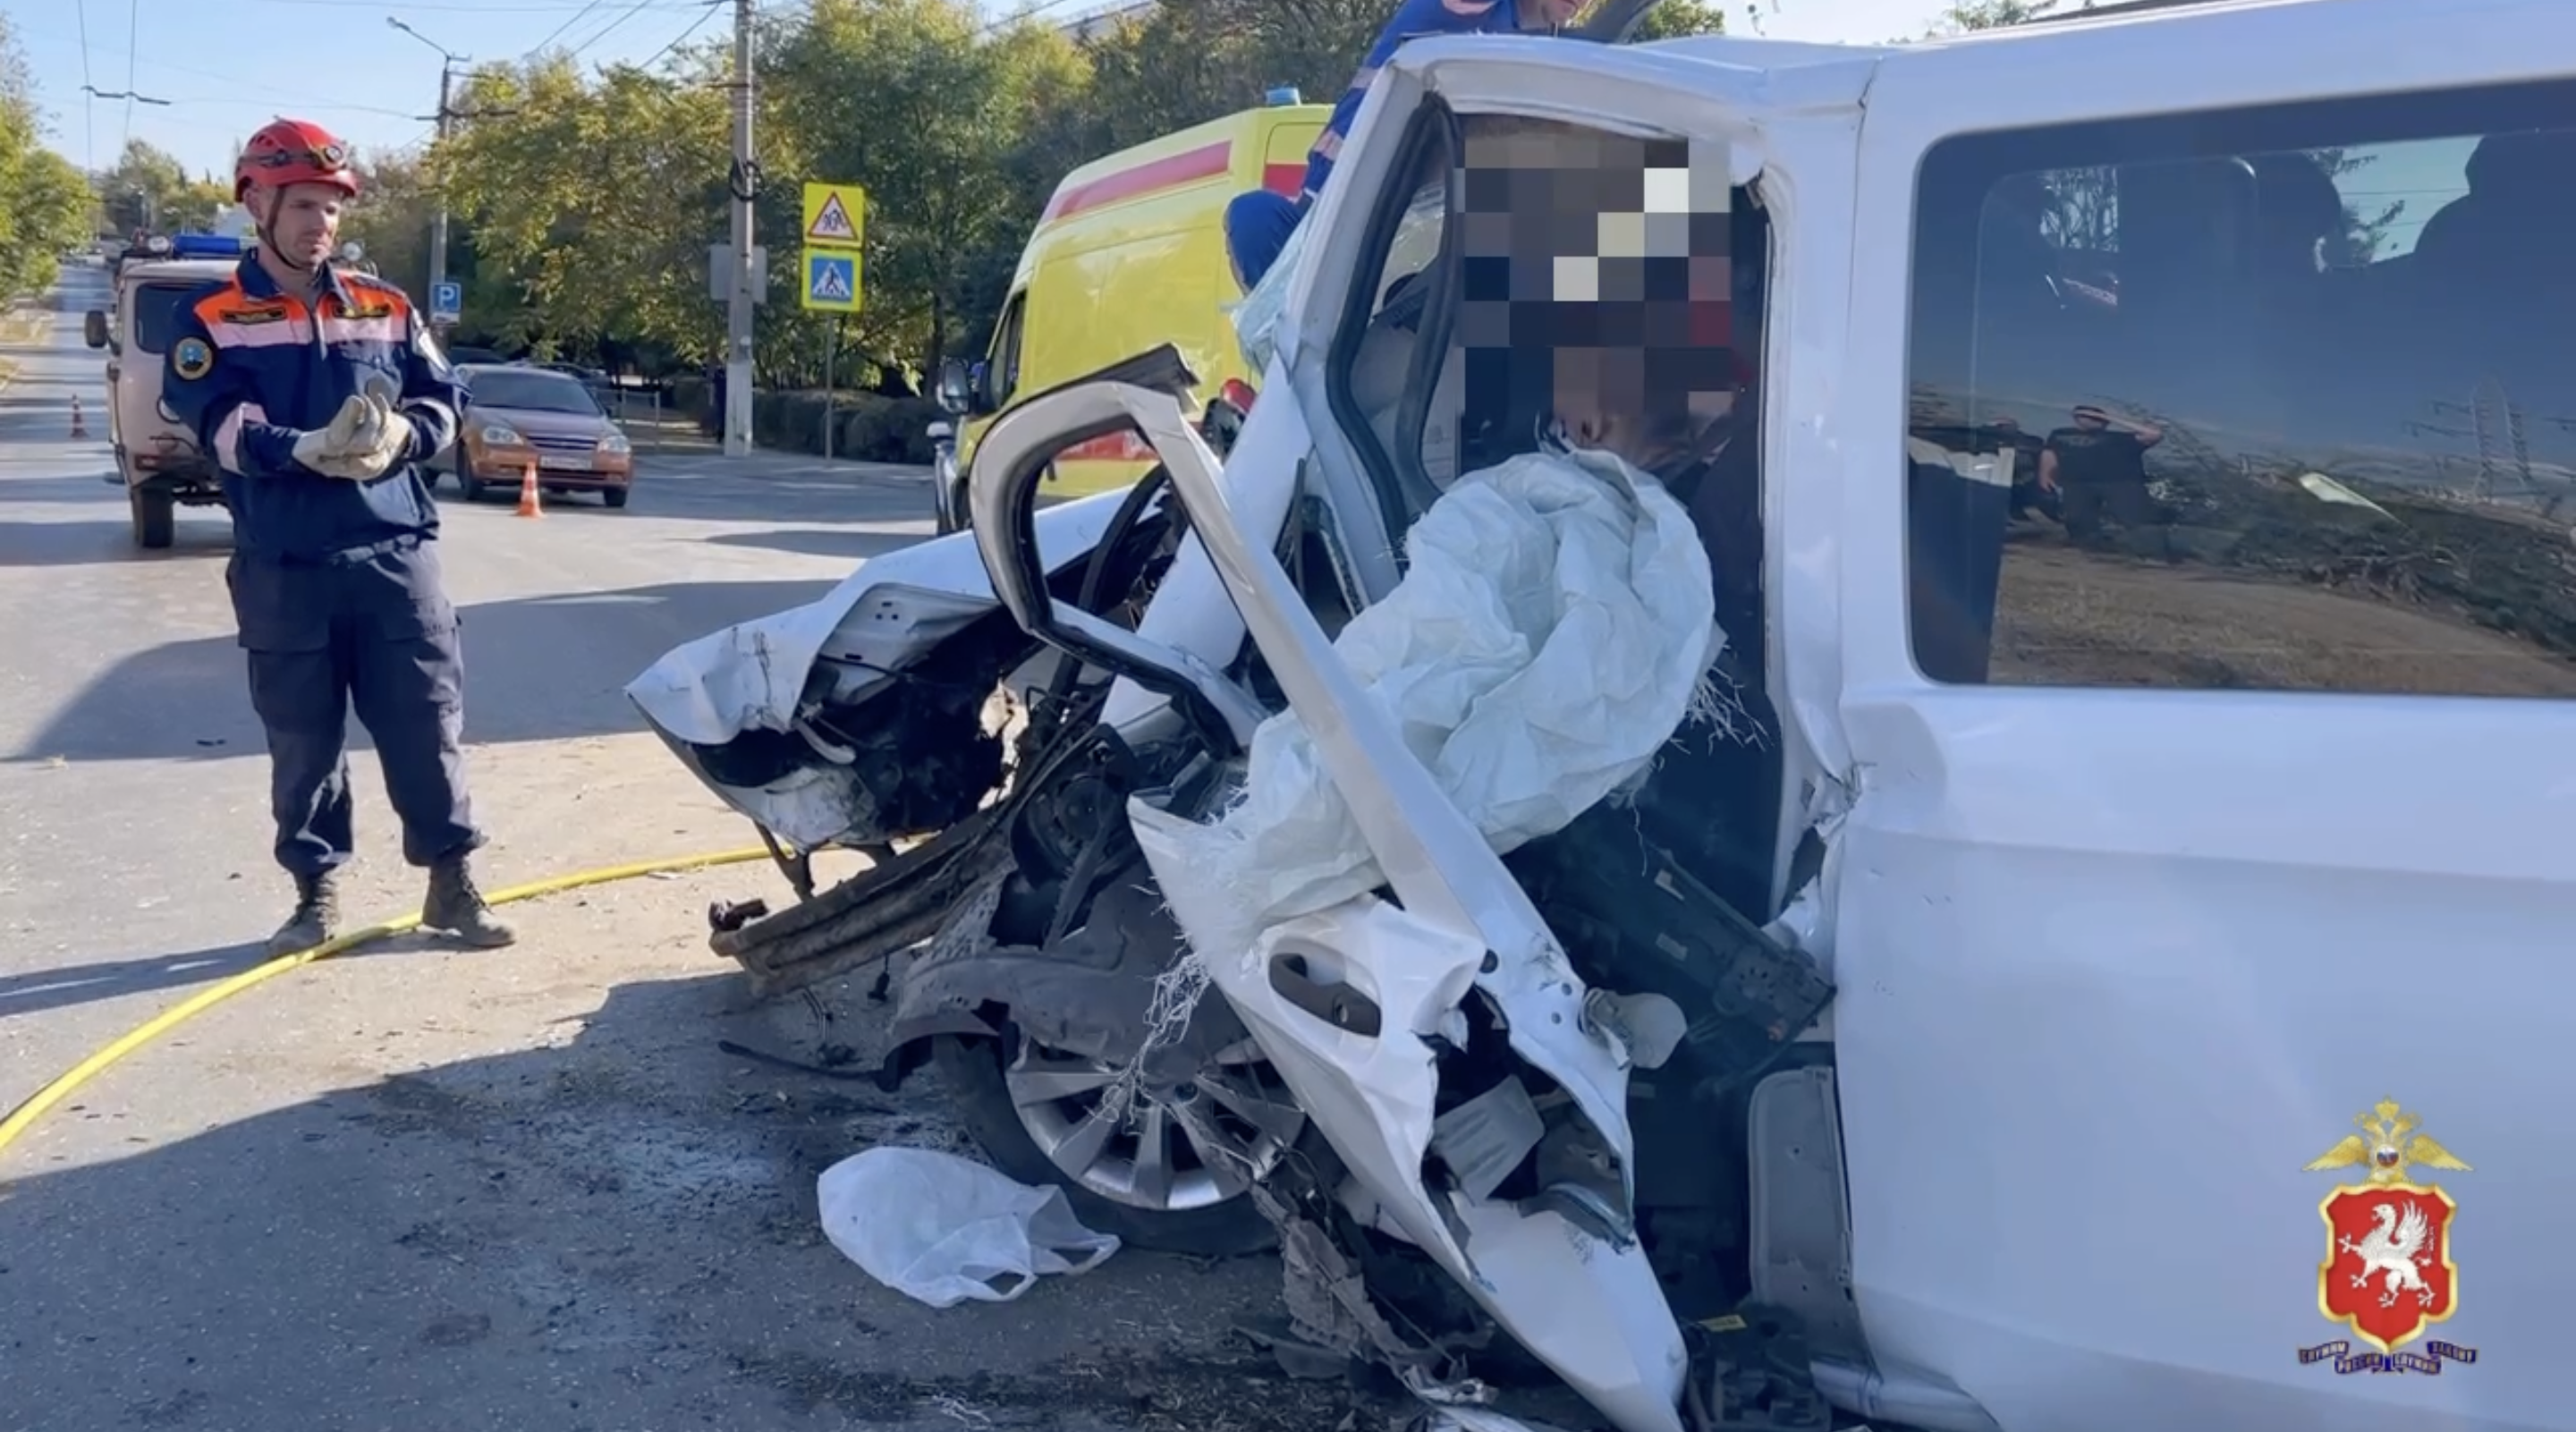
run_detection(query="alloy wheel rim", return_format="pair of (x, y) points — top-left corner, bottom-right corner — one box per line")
(1004, 1033), (1304, 1212)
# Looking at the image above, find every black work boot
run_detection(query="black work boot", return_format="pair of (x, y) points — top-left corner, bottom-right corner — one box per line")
(423, 854), (517, 948)
(271, 872), (341, 955)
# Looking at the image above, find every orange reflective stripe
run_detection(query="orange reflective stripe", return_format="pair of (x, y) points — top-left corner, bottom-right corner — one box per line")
(198, 285), (313, 347)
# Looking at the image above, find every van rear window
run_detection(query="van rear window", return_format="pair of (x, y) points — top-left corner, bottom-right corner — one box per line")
(132, 284), (217, 356)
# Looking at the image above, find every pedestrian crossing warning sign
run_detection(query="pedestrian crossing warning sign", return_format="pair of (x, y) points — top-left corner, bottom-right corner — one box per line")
(801, 182), (866, 248)
(801, 250), (862, 312)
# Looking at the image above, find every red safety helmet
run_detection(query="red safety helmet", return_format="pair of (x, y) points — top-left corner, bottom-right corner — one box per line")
(234, 118), (361, 203)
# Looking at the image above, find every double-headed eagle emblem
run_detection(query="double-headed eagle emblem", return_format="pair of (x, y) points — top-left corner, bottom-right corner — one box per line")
(2304, 1098), (2472, 1185)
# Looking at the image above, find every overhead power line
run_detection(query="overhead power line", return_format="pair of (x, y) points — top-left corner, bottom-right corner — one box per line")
(637, 1), (728, 71)
(255, 0), (708, 8)
(565, 0), (668, 61)
(529, 0), (612, 54)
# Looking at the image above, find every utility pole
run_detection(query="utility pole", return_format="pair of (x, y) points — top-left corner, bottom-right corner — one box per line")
(725, 0), (758, 456)
(388, 17), (468, 322)
(428, 61), (454, 318)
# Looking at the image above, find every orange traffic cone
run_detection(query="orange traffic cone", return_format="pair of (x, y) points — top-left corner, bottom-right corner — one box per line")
(515, 462), (542, 518)
(69, 396), (87, 438)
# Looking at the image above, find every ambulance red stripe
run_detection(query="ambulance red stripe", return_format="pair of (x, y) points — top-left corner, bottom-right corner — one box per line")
(1041, 140), (1235, 223)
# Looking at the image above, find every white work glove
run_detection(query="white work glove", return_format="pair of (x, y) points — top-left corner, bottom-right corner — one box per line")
(301, 393), (414, 481)
(290, 394), (373, 474)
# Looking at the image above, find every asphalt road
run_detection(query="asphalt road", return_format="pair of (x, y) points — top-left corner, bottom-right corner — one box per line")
(0, 267), (1353, 1432)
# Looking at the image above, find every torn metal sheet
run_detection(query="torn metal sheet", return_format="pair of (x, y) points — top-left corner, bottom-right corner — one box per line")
(1089, 384), (1702, 1432)
(1126, 385), (1693, 1212)
(1140, 889), (1690, 1432)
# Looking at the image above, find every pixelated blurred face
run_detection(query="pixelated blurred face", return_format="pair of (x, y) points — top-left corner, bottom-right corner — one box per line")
(1455, 123), (1740, 474)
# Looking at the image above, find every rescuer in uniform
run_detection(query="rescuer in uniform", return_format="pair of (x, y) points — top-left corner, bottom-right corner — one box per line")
(164, 118), (515, 955)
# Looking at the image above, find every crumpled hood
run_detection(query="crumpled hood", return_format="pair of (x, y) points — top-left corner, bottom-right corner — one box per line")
(624, 487), (1140, 749)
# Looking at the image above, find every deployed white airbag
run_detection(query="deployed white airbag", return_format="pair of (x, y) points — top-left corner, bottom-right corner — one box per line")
(1137, 443), (1719, 960)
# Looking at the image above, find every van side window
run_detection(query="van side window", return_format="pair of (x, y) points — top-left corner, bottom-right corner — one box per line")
(990, 292), (1028, 409)
(134, 284), (216, 356)
(1908, 80), (2576, 699)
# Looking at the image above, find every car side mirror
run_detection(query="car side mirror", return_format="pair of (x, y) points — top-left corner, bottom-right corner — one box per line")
(83, 310), (108, 350)
(964, 343), (1266, 752)
(936, 359), (974, 417)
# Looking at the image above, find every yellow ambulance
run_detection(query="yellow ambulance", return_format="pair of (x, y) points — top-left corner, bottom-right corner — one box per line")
(932, 97), (1327, 531)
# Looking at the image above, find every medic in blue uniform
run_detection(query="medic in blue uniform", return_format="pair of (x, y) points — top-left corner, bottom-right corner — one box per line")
(1224, 0), (1582, 291)
(164, 118), (516, 955)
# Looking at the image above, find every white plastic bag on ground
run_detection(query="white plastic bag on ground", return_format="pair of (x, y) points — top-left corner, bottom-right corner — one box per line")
(1132, 443), (1720, 962)
(816, 1147), (1119, 1309)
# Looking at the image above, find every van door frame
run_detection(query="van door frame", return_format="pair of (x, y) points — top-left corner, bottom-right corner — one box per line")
(1819, 9), (2576, 1429)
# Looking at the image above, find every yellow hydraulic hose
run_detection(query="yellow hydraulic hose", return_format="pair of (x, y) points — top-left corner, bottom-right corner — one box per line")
(0, 846), (773, 1165)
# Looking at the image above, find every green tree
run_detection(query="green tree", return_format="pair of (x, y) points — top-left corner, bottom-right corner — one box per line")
(0, 16), (91, 301)
(437, 56), (734, 360)
(94, 139), (232, 235)
(1926, 0), (2079, 33)
(408, 0), (1780, 398)
(759, 0), (1089, 377)
(1627, 0), (1731, 42)
(340, 148), (442, 299)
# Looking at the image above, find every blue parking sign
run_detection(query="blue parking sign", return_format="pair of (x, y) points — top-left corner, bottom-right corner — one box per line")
(429, 280), (462, 322)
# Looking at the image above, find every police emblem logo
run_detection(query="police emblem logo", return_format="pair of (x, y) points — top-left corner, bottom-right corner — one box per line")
(171, 336), (215, 381)
(2299, 1097), (2480, 1375)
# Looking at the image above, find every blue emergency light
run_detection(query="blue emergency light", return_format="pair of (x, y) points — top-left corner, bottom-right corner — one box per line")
(1266, 86), (1301, 106)
(167, 233), (250, 259)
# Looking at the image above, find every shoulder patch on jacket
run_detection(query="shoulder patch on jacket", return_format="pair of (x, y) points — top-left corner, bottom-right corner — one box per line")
(171, 335), (215, 380)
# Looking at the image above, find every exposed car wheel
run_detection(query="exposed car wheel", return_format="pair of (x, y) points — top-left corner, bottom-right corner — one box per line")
(129, 485), (174, 550)
(930, 1028), (1303, 1257)
(603, 487), (630, 509)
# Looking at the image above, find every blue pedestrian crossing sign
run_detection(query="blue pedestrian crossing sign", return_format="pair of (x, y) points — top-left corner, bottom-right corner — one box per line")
(429, 280), (462, 322)
(801, 250), (862, 314)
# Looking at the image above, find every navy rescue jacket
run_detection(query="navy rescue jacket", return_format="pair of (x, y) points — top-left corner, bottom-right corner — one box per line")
(163, 255), (466, 563)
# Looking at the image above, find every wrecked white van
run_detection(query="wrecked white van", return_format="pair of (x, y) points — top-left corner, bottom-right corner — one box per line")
(631, 2), (2576, 1428)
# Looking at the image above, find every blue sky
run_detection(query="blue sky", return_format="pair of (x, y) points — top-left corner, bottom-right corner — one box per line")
(17, 0), (736, 177)
(18, 0), (1945, 178)
(9, 0), (2478, 245)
